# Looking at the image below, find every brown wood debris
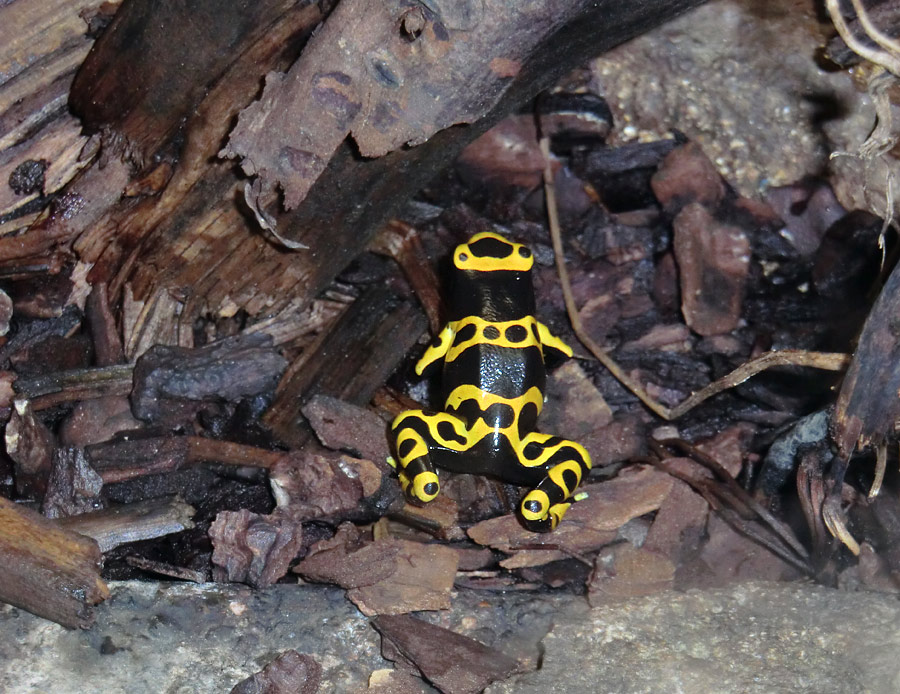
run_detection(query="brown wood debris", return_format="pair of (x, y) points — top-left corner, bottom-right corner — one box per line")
(58, 495), (195, 553)
(131, 334), (288, 424)
(467, 466), (673, 568)
(6, 0), (900, 649)
(210, 508), (305, 588)
(0, 495), (108, 628)
(230, 650), (322, 694)
(832, 255), (900, 459)
(372, 613), (520, 694)
(295, 523), (458, 616)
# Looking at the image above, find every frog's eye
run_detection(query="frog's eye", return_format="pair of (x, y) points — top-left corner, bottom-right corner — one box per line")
(518, 247), (531, 259)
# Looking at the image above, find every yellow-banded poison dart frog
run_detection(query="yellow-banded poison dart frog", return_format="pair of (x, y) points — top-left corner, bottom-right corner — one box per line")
(390, 231), (592, 532)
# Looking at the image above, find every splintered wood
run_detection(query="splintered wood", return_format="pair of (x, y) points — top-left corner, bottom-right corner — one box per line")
(0, 495), (108, 628)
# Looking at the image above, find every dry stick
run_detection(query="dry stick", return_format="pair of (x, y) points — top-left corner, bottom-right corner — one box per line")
(826, 0), (900, 76)
(538, 136), (849, 421)
(653, 438), (810, 561)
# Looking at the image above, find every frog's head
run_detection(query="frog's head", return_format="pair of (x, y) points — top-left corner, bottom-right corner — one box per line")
(449, 231), (535, 321)
(452, 231), (534, 274)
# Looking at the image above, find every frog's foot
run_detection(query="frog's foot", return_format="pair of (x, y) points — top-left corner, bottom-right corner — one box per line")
(391, 408), (466, 504)
(518, 437), (591, 532)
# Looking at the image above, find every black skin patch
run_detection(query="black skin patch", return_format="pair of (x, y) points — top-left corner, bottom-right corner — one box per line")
(523, 441), (543, 460)
(479, 402), (513, 429)
(562, 468), (579, 493)
(453, 322), (478, 345)
(469, 235), (513, 259)
(398, 438), (417, 459)
(518, 402), (539, 438)
(523, 499), (542, 513)
(436, 420), (466, 445)
(505, 324), (528, 343)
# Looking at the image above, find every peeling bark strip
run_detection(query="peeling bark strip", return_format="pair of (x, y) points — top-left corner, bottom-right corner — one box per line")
(833, 257), (900, 459)
(221, 0), (707, 224)
(221, 0), (539, 211)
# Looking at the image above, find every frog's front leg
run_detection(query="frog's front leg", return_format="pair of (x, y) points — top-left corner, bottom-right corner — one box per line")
(390, 408), (469, 504)
(517, 432), (592, 532)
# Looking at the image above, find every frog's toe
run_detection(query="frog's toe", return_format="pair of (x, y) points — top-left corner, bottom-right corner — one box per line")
(399, 467), (440, 503)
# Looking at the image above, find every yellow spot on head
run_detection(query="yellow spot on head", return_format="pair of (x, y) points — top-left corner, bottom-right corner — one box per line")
(453, 231), (534, 273)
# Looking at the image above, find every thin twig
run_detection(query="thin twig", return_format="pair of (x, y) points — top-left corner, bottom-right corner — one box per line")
(539, 136), (849, 421)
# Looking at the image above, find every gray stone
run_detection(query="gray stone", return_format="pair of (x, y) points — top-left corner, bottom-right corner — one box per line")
(0, 581), (574, 694)
(487, 582), (900, 694)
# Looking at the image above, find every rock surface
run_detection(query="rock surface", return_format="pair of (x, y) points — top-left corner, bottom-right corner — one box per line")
(487, 581), (900, 694)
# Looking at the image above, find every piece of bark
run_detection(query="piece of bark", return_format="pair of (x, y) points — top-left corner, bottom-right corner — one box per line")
(467, 466), (673, 568)
(672, 202), (750, 336)
(295, 530), (458, 616)
(0, 494), (108, 628)
(42, 446), (104, 519)
(832, 256), (900, 459)
(363, 669), (428, 694)
(765, 178), (846, 258)
(209, 508), (304, 588)
(58, 395), (142, 447)
(268, 451), (368, 519)
(369, 220), (443, 334)
(391, 496), (464, 542)
(85, 434), (286, 484)
(302, 395), (392, 465)
(587, 544), (675, 606)
(684, 514), (798, 587)
(5, 399), (54, 496)
(13, 363), (133, 408)
(264, 285), (426, 447)
(346, 539), (458, 616)
(230, 650), (322, 694)
(85, 282), (125, 365)
(0, 0), (101, 228)
(130, 333), (287, 424)
(58, 496), (195, 553)
(372, 614), (519, 694)
(0, 303), (81, 367)
(70, 0), (316, 170)
(85, 434), (191, 484)
(642, 476), (709, 565)
(650, 141), (726, 213)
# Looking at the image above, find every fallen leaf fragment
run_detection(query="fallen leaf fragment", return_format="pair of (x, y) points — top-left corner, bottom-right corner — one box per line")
(467, 465), (673, 568)
(230, 650), (321, 694)
(209, 509), (304, 588)
(295, 527), (458, 615)
(372, 614), (520, 694)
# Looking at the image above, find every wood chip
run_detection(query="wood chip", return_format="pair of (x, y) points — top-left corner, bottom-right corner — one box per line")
(296, 528), (458, 616)
(372, 614), (519, 694)
(230, 650), (321, 694)
(588, 544), (675, 606)
(209, 509), (304, 588)
(468, 465), (673, 568)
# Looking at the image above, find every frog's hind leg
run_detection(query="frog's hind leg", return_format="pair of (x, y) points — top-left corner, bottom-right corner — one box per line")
(517, 432), (592, 532)
(390, 409), (468, 504)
